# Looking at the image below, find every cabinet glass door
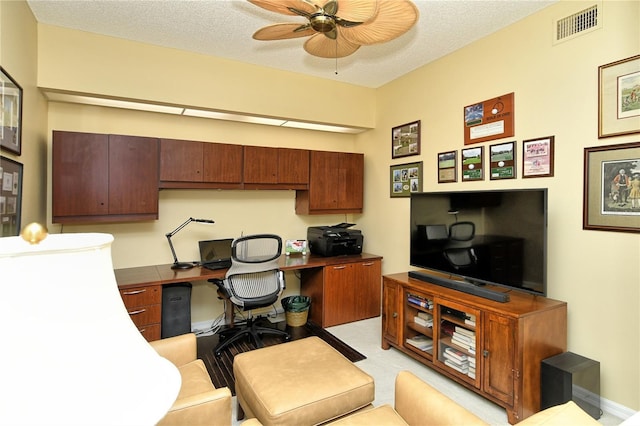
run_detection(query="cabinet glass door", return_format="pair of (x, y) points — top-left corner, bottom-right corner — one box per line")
(403, 291), (434, 360)
(435, 300), (480, 387)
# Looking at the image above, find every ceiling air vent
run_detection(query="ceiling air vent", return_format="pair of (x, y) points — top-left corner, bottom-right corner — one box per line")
(554, 3), (601, 44)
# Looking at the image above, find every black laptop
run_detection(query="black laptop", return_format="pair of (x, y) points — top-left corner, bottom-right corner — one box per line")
(198, 238), (233, 270)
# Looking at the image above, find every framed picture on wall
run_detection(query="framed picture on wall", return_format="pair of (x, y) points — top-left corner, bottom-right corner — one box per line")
(437, 151), (457, 183)
(583, 141), (640, 233)
(0, 156), (23, 236)
(523, 136), (554, 178)
(461, 146), (484, 181)
(598, 55), (640, 138)
(489, 141), (516, 180)
(0, 67), (23, 155)
(390, 161), (422, 197)
(391, 120), (421, 159)
(463, 93), (514, 145)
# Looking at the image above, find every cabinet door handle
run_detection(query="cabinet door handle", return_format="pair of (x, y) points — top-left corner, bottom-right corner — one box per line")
(483, 350), (489, 358)
(362, 262), (375, 266)
(128, 309), (146, 316)
(393, 312), (398, 318)
(333, 266), (346, 270)
(122, 289), (146, 296)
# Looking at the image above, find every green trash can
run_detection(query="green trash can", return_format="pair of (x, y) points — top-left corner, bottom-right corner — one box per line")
(281, 295), (311, 327)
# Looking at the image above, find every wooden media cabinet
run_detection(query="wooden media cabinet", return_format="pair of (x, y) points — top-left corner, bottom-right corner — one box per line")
(382, 272), (567, 424)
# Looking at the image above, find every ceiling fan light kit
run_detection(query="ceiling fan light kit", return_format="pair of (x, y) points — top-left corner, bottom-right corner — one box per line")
(249, 0), (419, 59)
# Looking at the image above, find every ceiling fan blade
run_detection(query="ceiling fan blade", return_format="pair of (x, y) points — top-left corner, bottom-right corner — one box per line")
(332, 0), (378, 22)
(253, 23), (316, 41)
(303, 32), (360, 58)
(248, 0), (316, 16)
(323, 0), (338, 15)
(341, 0), (418, 45)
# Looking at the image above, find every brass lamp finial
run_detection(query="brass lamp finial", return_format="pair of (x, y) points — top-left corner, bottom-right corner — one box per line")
(20, 222), (49, 245)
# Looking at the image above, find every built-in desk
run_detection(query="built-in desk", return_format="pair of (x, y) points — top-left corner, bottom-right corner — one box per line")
(115, 253), (382, 340)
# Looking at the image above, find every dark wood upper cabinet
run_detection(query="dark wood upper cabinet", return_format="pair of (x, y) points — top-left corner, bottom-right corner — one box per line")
(278, 148), (310, 186)
(52, 131), (159, 223)
(203, 142), (244, 184)
(159, 139), (243, 189)
(296, 151), (363, 214)
(244, 146), (309, 189)
(52, 131), (364, 223)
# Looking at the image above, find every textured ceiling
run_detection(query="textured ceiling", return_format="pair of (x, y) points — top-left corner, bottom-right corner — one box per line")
(27, 0), (556, 89)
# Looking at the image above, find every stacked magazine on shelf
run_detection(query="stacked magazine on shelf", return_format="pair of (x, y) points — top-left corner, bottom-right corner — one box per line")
(406, 334), (433, 352)
(443, 347), (468, 374)
(451, 326), (476, 355)
(414, 311), (433, 328)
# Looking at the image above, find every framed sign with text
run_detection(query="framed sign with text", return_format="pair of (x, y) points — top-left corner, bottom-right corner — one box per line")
(464, 93), (514, 145)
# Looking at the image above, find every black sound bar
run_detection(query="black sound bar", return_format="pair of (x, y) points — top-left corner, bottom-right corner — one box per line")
(408, 270), (510, 303)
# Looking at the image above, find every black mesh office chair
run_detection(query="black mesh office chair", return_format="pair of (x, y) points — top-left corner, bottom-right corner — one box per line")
(210, 234), (289, 356)
(443, 221), (477, 270)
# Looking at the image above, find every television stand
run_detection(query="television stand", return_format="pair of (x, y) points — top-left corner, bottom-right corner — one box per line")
(408, 270), (509, 302)
(382, 272), (567, 424)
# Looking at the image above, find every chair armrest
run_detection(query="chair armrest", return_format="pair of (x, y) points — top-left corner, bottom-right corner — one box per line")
(150, 333), (197, 367)
(394, 371), (488, 426)
(158, 388), (232, 426)
(516, 401), (600, 425)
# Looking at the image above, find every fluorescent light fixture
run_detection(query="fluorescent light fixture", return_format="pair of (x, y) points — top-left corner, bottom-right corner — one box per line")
(281, 121), (366, 134)
(43, 90), (369, 134)
(45, 92), (184, 114)
(182, 109), (286, 126)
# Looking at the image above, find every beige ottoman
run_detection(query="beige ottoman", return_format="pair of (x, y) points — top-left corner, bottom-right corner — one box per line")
(233, 336), (374, 425)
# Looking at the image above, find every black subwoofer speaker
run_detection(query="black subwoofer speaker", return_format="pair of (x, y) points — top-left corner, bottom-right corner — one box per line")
(541, 351), (601, 419)
(161, 282), (192, 339)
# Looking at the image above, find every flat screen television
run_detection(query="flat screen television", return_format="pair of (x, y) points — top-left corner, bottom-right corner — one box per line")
(410, 188), (547, 298)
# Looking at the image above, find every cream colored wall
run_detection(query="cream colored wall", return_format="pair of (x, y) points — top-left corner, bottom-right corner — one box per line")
(37, 24), (376, 130)
(356, 0), (640, 411)
(0, 1), (48, 227)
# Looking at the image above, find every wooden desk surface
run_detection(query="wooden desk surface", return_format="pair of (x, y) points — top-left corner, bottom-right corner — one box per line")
(115, 253), (382, 289)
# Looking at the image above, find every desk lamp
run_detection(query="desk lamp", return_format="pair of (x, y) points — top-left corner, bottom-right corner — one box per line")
(165, 217), (215, 269)
(0, 224), (181, 425)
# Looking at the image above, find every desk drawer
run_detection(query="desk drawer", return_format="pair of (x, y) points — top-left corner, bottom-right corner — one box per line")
(119, 286), (161, 306)
(126, 304), (161, 328)
(137, 324), (161, 341)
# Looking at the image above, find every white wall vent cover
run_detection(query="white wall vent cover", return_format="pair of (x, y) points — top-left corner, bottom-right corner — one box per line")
(553, 2), (602, 44)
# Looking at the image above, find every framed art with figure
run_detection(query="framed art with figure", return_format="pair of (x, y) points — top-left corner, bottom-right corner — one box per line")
(598, 55), (640, 138)
(583, 141), (640, 233)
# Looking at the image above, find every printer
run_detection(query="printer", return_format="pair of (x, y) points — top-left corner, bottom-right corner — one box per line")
(307, 223), (363, 257)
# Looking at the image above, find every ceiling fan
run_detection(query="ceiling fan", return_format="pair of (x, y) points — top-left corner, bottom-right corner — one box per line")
(248, 0), (419, 58)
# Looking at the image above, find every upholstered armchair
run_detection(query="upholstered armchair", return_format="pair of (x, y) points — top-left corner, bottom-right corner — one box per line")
(150, 333), (232, 426)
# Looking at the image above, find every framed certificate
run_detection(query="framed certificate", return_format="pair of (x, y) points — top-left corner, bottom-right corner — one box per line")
(464, 93), (514, 145)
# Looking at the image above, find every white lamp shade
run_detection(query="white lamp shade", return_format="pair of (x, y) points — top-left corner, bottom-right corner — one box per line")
(0, 233), (181, 425)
